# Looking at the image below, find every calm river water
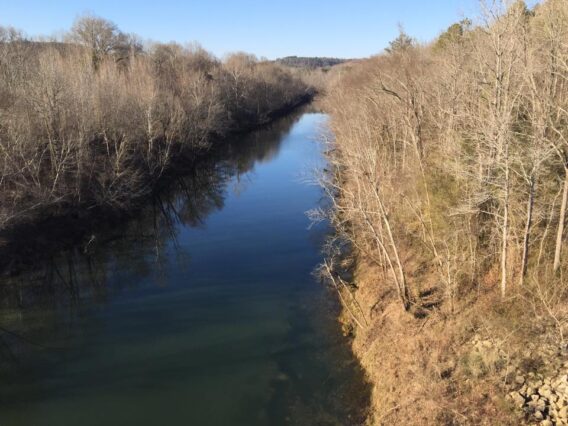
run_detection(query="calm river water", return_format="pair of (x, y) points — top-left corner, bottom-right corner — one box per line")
(0, 111), (369, 425)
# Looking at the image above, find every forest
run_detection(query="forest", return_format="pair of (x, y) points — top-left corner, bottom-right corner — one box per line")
(321, 0), (568, 424)
(0, 16), (312, 234)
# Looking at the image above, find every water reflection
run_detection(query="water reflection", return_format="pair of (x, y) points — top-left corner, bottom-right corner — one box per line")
(0, 111), (370, 426)
(0, 112), (301, 314)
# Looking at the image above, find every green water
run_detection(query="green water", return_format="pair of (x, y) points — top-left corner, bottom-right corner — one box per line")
(0, 112), (370, 425)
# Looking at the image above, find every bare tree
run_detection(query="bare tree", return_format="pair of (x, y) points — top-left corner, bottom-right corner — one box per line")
(0, 18), (310, 231)
(68, 14), (123, 69)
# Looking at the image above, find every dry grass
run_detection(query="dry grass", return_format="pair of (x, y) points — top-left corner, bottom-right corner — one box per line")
(342, 256), (568, 425)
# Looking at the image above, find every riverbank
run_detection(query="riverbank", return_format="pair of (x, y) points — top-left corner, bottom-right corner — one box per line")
(320, 2), (568, 424)
(0, 97), (313, 276)
(0, 25), (314, 257)
(333, 246), (568, 425)
(320, 171), (568, 424)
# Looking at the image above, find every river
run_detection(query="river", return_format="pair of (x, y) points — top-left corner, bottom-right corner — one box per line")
(0, 111), (370, 426)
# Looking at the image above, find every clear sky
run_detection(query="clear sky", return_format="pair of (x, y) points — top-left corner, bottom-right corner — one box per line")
(0, 0), (534, 59)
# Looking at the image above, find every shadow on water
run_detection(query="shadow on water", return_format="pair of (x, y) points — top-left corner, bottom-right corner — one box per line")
(0, 112), (301, 310)
(0, 109), (371, 426)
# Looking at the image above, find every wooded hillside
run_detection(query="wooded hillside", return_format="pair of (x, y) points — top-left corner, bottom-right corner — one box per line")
(0, 16), (312, 232)
(321, 1), (568, 424)
(275, 56), (348, 69)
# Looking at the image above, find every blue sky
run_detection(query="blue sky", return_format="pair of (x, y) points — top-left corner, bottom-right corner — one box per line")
(0, 1), (534, 59)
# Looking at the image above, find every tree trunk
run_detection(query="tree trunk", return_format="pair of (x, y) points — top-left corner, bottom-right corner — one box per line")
(501, 201), (508, 298)
(375, 186), (410, 310)
(501, 145), (509, 298)
(554, 166), (568, 272)
(519, 176), (535, 286)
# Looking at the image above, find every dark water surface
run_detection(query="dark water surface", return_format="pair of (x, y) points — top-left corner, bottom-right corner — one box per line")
(0, 112), (369, 426)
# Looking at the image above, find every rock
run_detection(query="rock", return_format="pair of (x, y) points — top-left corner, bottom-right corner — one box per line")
(539, 385), (552, 399)
(528, 397), (546, 413)
(510, 392), (525, 408)
(496, 344), (568, 422)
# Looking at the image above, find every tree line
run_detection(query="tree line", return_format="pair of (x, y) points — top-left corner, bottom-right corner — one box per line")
(0, 15), (312, 231)
(275, 56), (348, 69)
(323, 0), (568, 315)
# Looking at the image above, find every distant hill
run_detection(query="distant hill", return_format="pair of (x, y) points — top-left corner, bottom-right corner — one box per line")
(275, 56), (349, 69)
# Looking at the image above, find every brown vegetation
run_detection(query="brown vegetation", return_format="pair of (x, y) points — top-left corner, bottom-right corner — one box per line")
(320, 0), (568, 424)
(0, 15), (312, 234)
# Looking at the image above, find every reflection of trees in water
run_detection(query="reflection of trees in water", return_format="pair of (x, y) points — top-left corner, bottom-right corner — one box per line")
(0, 111), (303, 361)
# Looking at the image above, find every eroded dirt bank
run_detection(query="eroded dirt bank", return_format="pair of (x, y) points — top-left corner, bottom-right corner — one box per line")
(332, 255), (568, 425)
